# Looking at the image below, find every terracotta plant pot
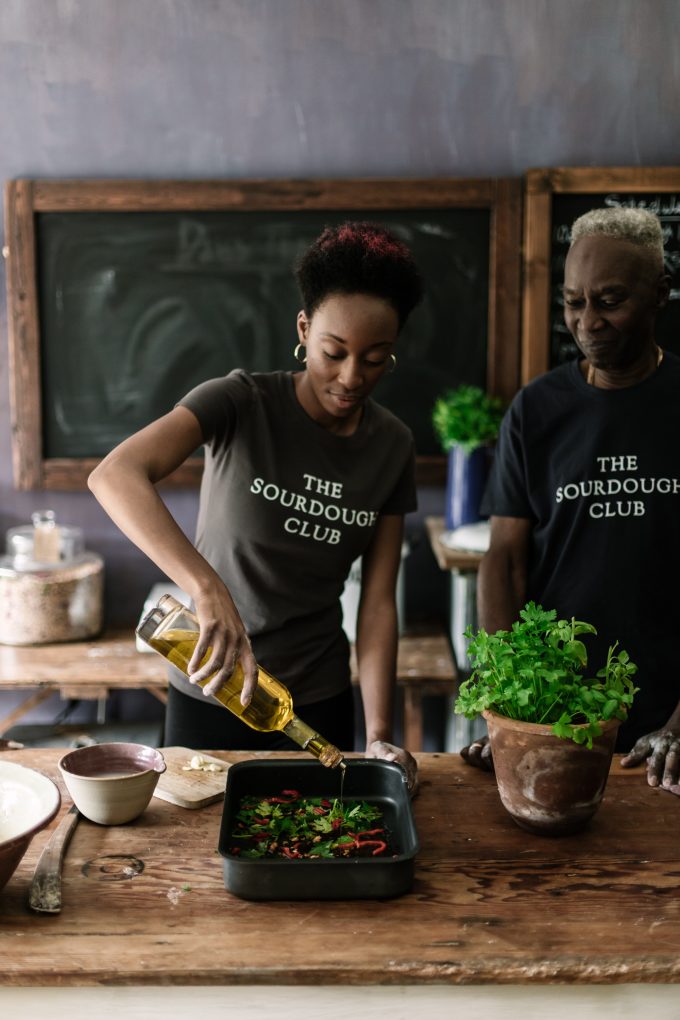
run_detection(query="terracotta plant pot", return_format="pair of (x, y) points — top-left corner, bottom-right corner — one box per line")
(483, 709), (620, 836)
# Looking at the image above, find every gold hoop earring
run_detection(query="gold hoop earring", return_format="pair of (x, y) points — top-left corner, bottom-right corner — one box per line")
(294, 343), (307, 364)
(388, 354), (397, 373)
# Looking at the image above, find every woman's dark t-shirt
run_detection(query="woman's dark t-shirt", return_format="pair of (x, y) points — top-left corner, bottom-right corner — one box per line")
(174, 369), (416, 706)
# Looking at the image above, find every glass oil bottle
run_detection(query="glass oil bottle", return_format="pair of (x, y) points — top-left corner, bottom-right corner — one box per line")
(136, 594), (345, 769)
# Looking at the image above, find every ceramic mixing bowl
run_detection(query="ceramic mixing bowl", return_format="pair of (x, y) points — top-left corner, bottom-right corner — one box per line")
(0, 760), (61, 893)
(58, 742), (166, 825)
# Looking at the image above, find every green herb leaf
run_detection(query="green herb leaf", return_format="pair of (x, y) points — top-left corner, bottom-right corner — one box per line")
(431, 385), (505, 455)
(455, 601), (638, 745)
(231, 793), (388, 859)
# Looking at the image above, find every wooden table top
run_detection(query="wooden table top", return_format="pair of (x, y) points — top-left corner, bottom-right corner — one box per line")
(0, 631), (169, 690)
(0, 629), (456, 690)
(425, 516), (485, 572)
(1, 749), (678, 987)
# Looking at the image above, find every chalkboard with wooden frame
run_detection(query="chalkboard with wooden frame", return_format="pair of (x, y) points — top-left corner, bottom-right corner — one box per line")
(522, 166), (680, 384)
(4, 177), (522, 490)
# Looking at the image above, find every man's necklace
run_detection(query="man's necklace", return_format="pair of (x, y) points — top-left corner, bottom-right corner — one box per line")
(586, 345), (664, 386)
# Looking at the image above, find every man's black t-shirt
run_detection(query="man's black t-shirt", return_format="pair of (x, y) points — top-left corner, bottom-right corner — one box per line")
(482, 353), (680, 750)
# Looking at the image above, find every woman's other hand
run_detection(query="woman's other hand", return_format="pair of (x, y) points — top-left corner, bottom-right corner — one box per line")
(365, 739), (418, 797)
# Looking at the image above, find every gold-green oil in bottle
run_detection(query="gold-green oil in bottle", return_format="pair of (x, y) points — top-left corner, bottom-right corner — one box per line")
(149, 627), (344, 768)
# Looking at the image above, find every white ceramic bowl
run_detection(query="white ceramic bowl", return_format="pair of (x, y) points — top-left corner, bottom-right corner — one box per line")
(59, 742), (166, 825)
(0, 761), (61, 893)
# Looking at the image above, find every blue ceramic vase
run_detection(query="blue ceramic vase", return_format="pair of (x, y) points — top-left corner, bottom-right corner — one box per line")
(445, 445), (492, 532)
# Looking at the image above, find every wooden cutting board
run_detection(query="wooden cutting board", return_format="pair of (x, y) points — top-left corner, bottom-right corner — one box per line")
(153, 746), (229, 809)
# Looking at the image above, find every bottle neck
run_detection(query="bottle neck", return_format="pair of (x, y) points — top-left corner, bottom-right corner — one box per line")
(282, 715), (345, 769)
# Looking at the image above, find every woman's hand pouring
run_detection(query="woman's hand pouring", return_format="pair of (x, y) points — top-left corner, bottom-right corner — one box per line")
(187, 586), (259, 706)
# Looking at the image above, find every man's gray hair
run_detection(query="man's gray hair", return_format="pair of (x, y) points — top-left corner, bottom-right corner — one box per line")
(570, 207), (664, 268)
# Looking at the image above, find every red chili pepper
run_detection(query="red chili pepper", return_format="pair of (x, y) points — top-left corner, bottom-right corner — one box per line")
(355, 828), (384, 838)
(281, 846), (301, 859)
(267, 789), (300, 803)
(312, 806), (327, 815)
(356, 840), (387, 856)
(321, 799), (332, 808)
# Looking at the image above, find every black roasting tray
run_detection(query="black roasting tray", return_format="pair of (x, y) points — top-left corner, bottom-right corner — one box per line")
(218, 758), (419, 900)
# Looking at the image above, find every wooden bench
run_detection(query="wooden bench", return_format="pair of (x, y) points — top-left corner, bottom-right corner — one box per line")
(0, 628), (456, 752)
(350, 629), (457, 749)
(425, 515), (484, 573)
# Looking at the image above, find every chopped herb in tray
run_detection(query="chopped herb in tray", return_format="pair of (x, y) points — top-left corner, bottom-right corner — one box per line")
(228, 789), (393, 859)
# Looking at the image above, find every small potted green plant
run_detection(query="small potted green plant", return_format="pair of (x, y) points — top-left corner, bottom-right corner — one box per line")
(455, 602), (638, 836)
(431, 385), (504, 531)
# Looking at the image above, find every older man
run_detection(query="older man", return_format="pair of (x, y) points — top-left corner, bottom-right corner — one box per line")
(463, 207), (680, 795)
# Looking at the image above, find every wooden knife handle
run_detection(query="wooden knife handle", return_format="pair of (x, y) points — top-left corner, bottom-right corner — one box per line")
(28, 804), (80, 914)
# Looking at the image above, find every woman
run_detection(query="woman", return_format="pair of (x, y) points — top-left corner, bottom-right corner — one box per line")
(89, 221), (423, 790)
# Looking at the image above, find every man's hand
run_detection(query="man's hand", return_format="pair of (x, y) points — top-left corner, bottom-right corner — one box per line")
(460, 734), (494, 772)
(621, 728), (680, 795)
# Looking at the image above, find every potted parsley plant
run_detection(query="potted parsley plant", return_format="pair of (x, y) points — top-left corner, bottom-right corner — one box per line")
(431, 385), (504, 532)
(455, 602), (638, 836)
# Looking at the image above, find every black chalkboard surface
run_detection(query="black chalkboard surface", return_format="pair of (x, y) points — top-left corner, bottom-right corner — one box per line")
(522, 168), (680, 383)
(36, 208), (489, 459)
(5, 179), (522, 490)
(549, 192), (680, 368)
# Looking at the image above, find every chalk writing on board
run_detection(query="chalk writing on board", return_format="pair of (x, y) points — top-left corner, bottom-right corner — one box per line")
(37, 208), (491, 459)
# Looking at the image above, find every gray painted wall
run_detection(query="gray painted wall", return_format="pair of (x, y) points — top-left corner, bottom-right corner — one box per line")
(0, 0), (678, 636)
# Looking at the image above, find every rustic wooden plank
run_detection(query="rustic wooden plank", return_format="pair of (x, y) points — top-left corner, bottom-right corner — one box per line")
(0, 750), (678, 987)
(147, 688), (168, 705)
(0, 630), (454, 690)
(487, 177), (523, 403)
(4, 180), (43, 489)
(153, 747), (229, 808)
(350, 631), (456, 685)
(546, 166), (680, 194)
(31, 177), (501, 212)
(521, 170), (553, 383)
(403, 688), (424, 750)
(414, 456), (446, 487)
(0, 688), (54, 735)
(425, 516), (484, 572)
(42, 456), (205, 490)
(0, 631), (167, 689)
(56, 685), (110, 701)
(0, 630), (454, 751)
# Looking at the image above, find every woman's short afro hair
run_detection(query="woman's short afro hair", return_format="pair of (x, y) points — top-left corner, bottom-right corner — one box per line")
(294, 221), (423, 329)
